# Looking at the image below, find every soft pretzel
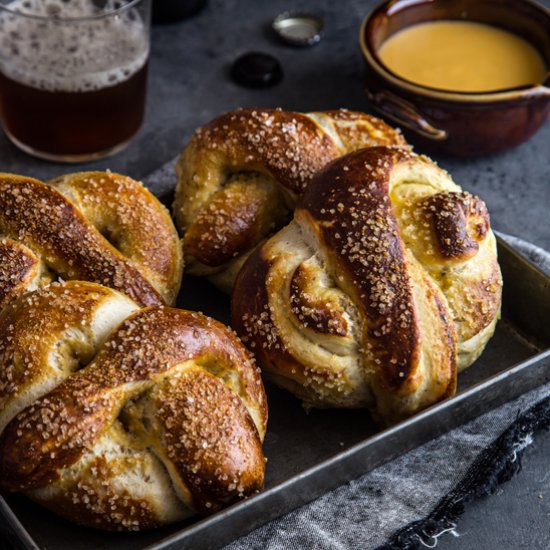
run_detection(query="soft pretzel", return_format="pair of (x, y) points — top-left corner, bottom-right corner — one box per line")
(173, 108), (407, 291)
(232, 147), (502, 424)
(0, 281), (267, 530)
(0, 171), (183, 309)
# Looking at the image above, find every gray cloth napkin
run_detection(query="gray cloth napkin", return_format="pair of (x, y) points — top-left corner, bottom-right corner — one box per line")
(143, 163), (550, 550)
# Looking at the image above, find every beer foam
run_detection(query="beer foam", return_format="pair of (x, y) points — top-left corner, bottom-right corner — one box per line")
(0, 0), (149, 92)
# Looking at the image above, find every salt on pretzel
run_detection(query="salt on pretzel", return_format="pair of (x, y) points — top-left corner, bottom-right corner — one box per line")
(232, 147), (502, 424)
(0, 171), (183, 309)
(174, 108), (407, 291)
(0, 281), (266, 530)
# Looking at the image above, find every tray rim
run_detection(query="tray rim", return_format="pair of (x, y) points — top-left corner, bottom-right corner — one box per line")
(0, 236), (549, 550)
(147, 350), (550, 550)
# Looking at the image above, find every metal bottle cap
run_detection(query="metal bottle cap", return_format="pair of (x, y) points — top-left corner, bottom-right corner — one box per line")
(272, 11), (324, 47)
(231, 52), (283, 88)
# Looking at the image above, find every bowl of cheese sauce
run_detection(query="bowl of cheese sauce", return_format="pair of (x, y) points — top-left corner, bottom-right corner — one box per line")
(360, 0), (550, 155)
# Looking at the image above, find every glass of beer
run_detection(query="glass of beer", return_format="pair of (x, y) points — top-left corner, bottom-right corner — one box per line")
(0, 0), (151, 162)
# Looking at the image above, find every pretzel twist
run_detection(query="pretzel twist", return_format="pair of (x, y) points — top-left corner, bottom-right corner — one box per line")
(0, 281), (266, 530)
(0, 171), (183, 310)
(174, 108), (407, 291)
(232, 147), (502, 424)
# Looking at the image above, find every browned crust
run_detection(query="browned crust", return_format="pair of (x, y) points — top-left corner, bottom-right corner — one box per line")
(156, 369), (264, 514)
(298, 148), (421, 388)
(319, 109), (408, 151)
(0, 239), (39, 310)
(184, 176), (290, 267)
(0, 174), (163, 307)
(0, 306), (267, 493)
(37, 456), (161, 531)
(176, 108), (407, 274)
(48, 171), (183, 305)
(187, 108), (343, 194)
(233, 147), (501, 420)
(189, 108), (406, 193)
(232, 149), (425, 391)
(0, 282), (121, 412)
(289, 264), (348, 336)
(422, 192), (490, 260)
(232, 247), (308, 386)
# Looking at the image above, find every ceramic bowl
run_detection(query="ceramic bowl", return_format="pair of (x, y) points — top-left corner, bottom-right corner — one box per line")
(359, 0), (550, 156)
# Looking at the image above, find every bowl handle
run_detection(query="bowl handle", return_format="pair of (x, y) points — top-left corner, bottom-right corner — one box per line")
(366, 86), (447, 141)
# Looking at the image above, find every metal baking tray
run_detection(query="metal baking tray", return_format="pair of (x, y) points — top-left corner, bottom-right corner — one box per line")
(1, 236), (549, 550)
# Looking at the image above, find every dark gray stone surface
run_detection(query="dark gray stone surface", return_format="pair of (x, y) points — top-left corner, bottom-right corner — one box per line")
(0, 0), (548, 548)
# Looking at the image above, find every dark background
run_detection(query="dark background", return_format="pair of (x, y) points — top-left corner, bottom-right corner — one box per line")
(0, 0), (548, 548)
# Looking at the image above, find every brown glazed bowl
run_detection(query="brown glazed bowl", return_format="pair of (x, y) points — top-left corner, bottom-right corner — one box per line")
(360, 0), (550, 156)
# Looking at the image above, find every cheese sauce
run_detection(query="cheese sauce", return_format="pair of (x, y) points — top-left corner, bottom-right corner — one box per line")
(377, 21), (547, 92)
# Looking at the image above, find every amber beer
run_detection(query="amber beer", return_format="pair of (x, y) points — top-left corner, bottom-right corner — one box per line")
(0, 0), (151, 161)
(0, 64), (148, 158)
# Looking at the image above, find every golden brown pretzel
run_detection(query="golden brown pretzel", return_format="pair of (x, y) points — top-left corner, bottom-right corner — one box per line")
(0, 171), (183, 309)
(173, 108), (408, 291)
(232, 147), (502, 424)
(0, 281), (267, 530)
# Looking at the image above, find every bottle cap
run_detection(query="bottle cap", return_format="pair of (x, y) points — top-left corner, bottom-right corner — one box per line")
(231, 52), (283, 88)
(272, 12), (324, 47)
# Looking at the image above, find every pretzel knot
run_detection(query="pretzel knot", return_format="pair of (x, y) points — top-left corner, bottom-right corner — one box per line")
(173, 108), (407, 291)
(232, 147), (502, 424)
(0, 171), (183, 310)
(0, 281), (267, 530)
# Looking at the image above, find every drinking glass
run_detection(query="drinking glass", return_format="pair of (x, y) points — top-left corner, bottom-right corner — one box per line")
(0, 0), (151, 162)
